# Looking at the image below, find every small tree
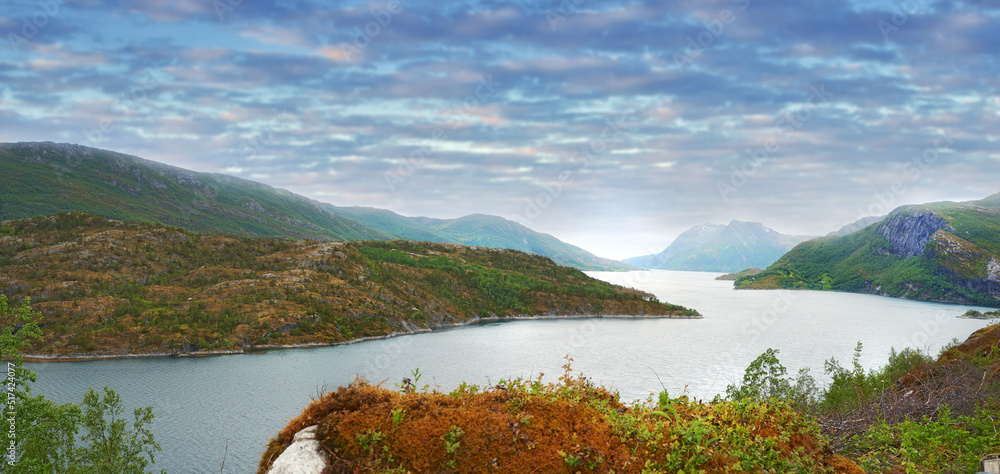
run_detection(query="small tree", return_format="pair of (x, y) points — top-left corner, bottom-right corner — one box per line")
(1, 296), (163, 473)
(725, 348), (818, 411)
(726, 348), (792, 401)
(821, 341), (871, 413)
(77, 387), (163, 474)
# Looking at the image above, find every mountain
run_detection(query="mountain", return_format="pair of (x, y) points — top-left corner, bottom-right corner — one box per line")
(326, 206), (638, 271)
(0, 142), (393, 241)
(826, 215), (885, 237)
(737, 194), (1000, 306)
(0, 142), (630, 271)
(624, 221), (815, 272)
(0, 213), (697, 356)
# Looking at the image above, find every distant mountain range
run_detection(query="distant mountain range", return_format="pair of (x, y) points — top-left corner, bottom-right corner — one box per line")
(826, 215), (885, 237)
(624, 220), (815, 272)
(325, 207), (635, 271)
(738, 194), (1000, 307)
(0, 142), (631, 271)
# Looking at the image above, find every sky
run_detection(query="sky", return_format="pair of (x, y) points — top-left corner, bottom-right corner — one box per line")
(2, 0), (999, 260)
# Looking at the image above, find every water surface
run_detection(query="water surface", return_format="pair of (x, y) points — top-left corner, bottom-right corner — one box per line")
(27, 270), (996, 472)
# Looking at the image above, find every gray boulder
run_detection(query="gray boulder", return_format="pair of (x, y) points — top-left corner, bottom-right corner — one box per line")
(267, 425), (329, 474)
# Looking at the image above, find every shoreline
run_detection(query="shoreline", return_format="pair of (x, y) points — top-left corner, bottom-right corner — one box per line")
(23, 312), (701, 362)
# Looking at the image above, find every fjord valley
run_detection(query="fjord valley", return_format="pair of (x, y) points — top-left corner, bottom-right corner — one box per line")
(0, 212), (694, 357)
(737, 194), (1000, 307)
(3, 143), (1000, 473)
(6, 0), (1000, 471)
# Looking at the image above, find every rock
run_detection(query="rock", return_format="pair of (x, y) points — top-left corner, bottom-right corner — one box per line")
(267, 425), (329, 474)
(242, 199), (267, 214)
(877, 206), (954, 258)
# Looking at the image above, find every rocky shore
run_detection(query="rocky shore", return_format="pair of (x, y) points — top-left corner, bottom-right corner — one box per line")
(24, 312), (702, 362)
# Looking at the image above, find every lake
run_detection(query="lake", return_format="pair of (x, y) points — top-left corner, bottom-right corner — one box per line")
(26, 270), (997, 473)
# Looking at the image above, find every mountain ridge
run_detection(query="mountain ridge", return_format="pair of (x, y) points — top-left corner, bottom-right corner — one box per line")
(624, 220), (815, 272)
(326, 206), (637, 271)
(0, 141), (630, 271)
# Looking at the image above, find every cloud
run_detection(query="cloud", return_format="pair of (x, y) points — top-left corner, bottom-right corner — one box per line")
(1, 0), (999, 258)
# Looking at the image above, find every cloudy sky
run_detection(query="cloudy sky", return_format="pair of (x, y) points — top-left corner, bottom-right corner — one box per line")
(2, 0), (998, 259)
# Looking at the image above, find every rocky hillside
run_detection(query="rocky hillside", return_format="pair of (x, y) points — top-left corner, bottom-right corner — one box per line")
(0, 213), (697, 357)
(737, 193), (1000, 306)
(625, 220), (814, 272)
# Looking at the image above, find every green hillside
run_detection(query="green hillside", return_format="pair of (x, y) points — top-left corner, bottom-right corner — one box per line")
(326, 207), (637, 271)
(325, 206), (455, 243)
(0, 142), (393, 241)
(737, 194), (1000, 307)
(0, 212), (697, 356)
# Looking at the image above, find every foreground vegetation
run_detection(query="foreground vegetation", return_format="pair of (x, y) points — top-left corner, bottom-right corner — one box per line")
(261, 322), (1000, 473)
(0, 213), (696, 356)
(1, 296), (163, 473)
(260, 362), (860, 473)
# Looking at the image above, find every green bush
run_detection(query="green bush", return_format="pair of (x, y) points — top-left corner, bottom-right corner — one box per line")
(0, 296), (164, 473)
(849, 405), (1000, 473)
(723, 348), (818, 412)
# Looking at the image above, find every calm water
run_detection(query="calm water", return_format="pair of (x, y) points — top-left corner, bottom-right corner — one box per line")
(26, 270), (996, 473)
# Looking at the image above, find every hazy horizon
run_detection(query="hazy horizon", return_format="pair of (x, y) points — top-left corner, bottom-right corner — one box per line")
(3, 0), (998, 259)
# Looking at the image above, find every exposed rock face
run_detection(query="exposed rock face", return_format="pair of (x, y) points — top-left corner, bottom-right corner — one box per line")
(877, 206), (954, 258)
(267, 425), (328, 474)
(925, 229), (1000, 303)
